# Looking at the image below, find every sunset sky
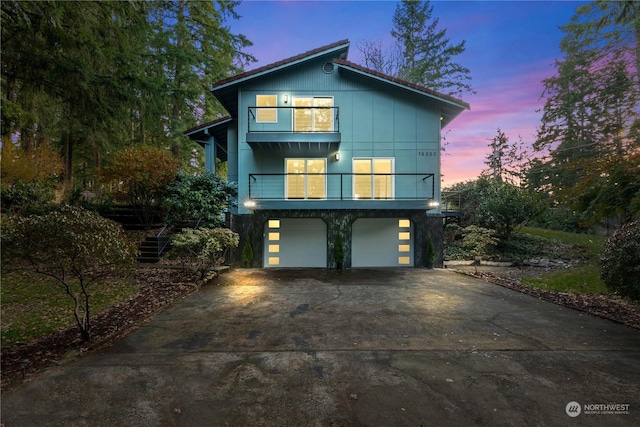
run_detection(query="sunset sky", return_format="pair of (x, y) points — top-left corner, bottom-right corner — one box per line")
(230, 0), (586, 186)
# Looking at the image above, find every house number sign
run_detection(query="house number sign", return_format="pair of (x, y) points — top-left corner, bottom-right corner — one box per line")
(417, 150), (438, 157)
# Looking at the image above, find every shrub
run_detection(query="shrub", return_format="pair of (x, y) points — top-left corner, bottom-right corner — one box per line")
(478, 180), (546, 240)
(0, 181), (55, 214)
(102, 145), (180, 229)
(1, 206), (137, 341)
(334, 234), (345, 264)
(425, 233), (435, 263)
(171, 227), (239, 279)
(600, 220), (640, 300)
(461, 225), (498, 259)
(165, 170), (237, 227)
(241, 237), (254, 267)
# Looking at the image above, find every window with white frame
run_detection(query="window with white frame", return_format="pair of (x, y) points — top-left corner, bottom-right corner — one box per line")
(286, 159), (326, 199)
(256, 95), (277, 123)
(353, 158), (394, 199)
(292, 97), (333, 132)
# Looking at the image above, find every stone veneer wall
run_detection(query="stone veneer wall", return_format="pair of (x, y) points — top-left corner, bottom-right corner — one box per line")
(226, 209), (443, 268)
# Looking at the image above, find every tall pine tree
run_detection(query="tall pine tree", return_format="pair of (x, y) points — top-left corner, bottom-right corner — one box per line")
(532, 1), (640, 225)
(391, 0), (473, 98)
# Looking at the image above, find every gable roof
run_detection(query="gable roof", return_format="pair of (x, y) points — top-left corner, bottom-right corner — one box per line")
(212, 40), (350, 113)
(214, 39), (350, 90)
(187, 40), (471, 147)
(332, 59), (469, 126)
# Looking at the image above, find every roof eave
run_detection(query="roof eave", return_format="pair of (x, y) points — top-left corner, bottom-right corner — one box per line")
(334, 61), (470, 112)
(212, 40), (350, 93)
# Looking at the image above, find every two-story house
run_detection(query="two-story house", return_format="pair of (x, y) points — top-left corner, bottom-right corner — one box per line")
(185, 40), (469, 268)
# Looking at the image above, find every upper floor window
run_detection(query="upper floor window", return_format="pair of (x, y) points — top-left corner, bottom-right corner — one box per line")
(256, 95), (277, 123)
(292, 97), (333, 132)
(353, 158), (394, 200)
(286, 158), (326, 199)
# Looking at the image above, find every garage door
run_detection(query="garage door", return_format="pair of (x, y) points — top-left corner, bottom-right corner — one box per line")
(264, 218), (327, 267)
(352, 218), (413, 267)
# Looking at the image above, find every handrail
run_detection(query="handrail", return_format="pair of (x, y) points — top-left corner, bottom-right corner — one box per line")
(247, 106), (340, 133)
(155, 218), (203, 258)
(248, 172), (435, 201)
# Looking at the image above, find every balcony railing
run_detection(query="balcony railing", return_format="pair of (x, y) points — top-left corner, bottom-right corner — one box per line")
(247, 173), (435, 203)
(247, 106), (340, 133)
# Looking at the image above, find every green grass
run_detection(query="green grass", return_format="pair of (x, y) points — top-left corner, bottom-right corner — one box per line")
(519, 227), (608, 295)
(520, 227), (606, 258)
(1, 270), (139, 347)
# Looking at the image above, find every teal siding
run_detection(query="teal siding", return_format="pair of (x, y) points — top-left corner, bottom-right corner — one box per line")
(234, 57), (444, 214)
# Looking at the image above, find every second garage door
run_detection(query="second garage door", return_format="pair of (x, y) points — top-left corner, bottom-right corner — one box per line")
(264, 218), (327, 268)
(351, 218), (413, 267)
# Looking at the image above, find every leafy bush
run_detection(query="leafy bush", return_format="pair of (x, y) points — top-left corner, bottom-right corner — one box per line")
(1, 206), (137, 341)
(102, 145), (180, 229)
(241, 237), (254, 267)
(165, 171), (237, 227)
(0, 181), (55, 214)
(601, 220), (640, 300)
(334, 234), (345, 264)
(477, 180), (545, 240)
(425, 233), (435, 263)
(461, 226), (498, 259)
(171, 227), (239, 279)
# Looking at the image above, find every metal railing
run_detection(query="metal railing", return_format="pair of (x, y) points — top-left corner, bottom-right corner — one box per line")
(155, 218), (202, 258)
(248, 173), (435, 201)
(247, 106), (340, 133)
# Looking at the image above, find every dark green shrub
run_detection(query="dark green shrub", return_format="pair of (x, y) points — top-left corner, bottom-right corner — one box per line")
(425, 233), (436, 263)
(241, 237), (254, 267)
(165, 171), (237, 227)
(334, 235), (344, 264)
(0, 181), (54, 214)
(601, 220), (640, 300)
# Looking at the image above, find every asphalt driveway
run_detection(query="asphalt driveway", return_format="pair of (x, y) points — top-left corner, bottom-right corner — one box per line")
(2, 268), (639, 426)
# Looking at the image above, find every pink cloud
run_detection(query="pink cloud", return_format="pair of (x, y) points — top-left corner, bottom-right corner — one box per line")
(442, 62), (556, 186)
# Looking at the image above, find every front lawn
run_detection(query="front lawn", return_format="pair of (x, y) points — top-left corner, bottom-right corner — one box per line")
(1, 271), (139, 347)
(519, 227), (607, 295)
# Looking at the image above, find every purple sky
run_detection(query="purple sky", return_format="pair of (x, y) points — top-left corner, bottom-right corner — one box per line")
(230, 0), (586, 186)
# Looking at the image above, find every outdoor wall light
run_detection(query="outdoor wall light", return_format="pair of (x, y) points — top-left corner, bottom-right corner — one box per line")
(244, 199), (257, 210)
(427, 199), (440, 209)
(283, 94), (289, 103)
(334, 152), (340, 161)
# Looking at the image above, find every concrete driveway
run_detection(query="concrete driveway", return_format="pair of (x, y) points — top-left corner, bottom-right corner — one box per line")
(2, 268), (639, 426)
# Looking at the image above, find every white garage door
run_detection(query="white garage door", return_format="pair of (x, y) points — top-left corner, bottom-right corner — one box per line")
(352, 218), (413, 267)
(264, 218), (327, 267)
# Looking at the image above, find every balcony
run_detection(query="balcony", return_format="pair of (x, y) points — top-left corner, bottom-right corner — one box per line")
(246, 106), (341, 150)
(246, 173), (437, 210)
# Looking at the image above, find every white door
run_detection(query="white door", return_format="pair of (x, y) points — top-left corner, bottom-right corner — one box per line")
(351, 218), (413, 267)
(264, 218), (327, 267)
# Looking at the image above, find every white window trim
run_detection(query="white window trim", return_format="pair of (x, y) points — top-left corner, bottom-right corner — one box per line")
(352, 157), (395, 200)
(256, 94), (278, 123)
(291, 96), (334, 132)
(285, 158), (327, 200)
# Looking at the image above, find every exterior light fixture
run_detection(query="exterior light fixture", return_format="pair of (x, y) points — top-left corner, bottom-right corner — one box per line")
(334, 152), (340, 161)
(244, 199), (257, 210)
(427, 199), (440, 209)
(283, 94), (289, 103)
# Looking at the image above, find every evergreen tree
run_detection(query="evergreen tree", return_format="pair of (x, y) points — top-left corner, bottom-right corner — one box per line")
(391, 0), (473, 97)
(1, 0), (254, 189)
(532, 2), (639, 225)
